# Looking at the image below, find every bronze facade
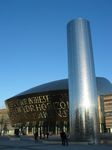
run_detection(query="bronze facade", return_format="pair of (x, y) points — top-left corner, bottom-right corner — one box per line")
(6, 90), (69, 134)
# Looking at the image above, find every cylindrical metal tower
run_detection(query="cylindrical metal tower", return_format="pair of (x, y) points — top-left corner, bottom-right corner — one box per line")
(67, 18), (98, 142)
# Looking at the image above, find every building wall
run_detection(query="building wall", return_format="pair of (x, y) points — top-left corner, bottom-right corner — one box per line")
(5, 90), (69, 135)
(5, 90), (112, 135)
(98, 94), (112, 133)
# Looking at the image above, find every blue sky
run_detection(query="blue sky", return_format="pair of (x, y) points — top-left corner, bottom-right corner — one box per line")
(0, 0), (112, 108)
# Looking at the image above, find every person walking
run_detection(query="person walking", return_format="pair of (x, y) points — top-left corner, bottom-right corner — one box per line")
(34, 131), (38, 142)
(46, 132), (49, 139)
(65, 132), (69, 146)
(60, 130), (68, 146)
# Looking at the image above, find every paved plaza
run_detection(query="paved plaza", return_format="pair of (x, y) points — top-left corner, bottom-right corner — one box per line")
(0, 135), (112, 150)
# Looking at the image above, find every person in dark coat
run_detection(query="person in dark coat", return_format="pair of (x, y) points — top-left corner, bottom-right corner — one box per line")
(34, 131), (38, 142)
(46, 132), (49, 139)
(60, 131), (68, 146)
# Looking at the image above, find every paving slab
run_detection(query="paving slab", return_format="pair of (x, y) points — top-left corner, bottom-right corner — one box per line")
(0, 135), (112, 150)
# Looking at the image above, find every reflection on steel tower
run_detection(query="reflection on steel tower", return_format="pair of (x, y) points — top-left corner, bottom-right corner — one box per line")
(67, 18), (98, 142)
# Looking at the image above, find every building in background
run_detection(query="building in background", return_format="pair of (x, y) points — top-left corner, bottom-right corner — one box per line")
(5, 77), (112, 137)
(98, 94), (112, 133)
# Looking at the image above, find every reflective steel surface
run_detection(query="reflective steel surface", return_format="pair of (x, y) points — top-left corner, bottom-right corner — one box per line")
(67, 18), (98, 142)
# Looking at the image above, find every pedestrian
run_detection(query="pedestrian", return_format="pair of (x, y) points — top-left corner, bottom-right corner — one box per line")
(60, 130), (68, 146)
(43, 132), (46, 139)
(60, 130), (65, 145)
(46, 132), (49, 138)
(65, 133), (69, 146)
(34, 131), (38, 142)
